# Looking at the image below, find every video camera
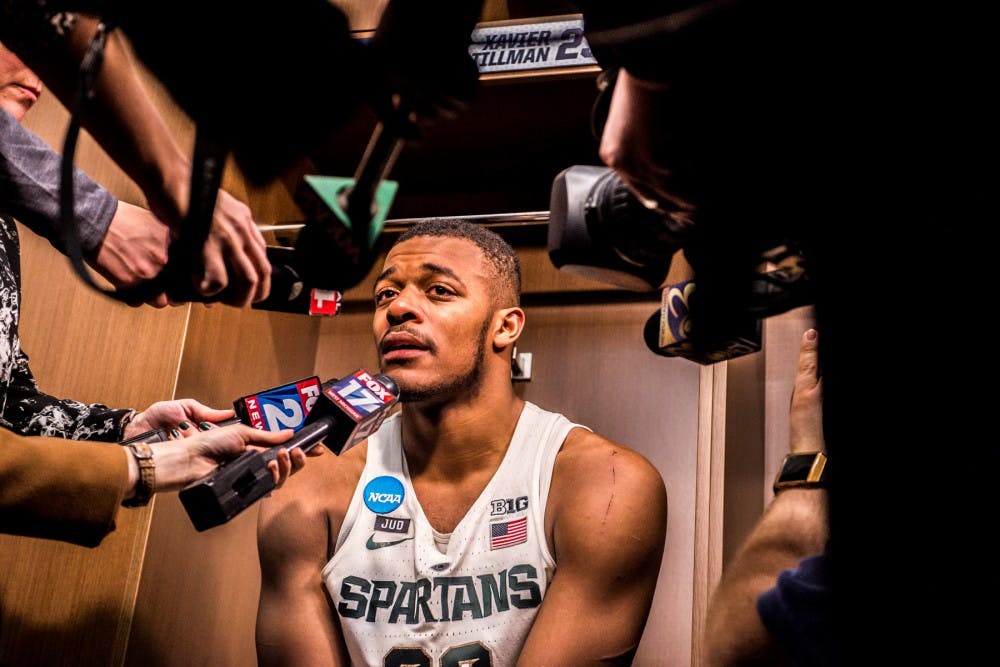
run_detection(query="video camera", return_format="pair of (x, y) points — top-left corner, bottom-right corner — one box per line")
(548, 164), (814, 364)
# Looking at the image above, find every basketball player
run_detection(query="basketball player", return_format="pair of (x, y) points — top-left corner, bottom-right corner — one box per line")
(256, 219), (668, 666)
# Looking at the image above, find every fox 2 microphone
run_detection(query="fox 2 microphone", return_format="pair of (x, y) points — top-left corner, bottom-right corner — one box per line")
(119, 376), (323, 447)
(232, 375), (323, 432)
(179, 370), (399, 531)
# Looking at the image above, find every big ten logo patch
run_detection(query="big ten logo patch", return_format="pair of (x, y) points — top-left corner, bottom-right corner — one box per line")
(490, 496), (529, 516)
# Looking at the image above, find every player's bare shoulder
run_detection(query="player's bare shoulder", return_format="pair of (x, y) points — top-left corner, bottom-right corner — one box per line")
(549, 427), (667, 522)
(543, 427), (667, 571)
(557, 427), (663, 481)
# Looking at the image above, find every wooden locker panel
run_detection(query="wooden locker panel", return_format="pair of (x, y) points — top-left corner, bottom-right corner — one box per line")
(719, 351), (766, 567)
(125, 294), (324, 666)
(0, 228), (190, 667)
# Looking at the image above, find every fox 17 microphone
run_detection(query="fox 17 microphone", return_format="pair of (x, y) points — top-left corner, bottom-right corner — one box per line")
(179, 370), (399, 531)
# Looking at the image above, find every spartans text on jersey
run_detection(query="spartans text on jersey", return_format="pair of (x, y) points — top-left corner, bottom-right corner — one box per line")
(336, 564), (542, 624)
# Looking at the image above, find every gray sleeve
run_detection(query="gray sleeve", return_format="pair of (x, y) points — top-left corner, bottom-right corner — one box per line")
(0, 108), (118, 255)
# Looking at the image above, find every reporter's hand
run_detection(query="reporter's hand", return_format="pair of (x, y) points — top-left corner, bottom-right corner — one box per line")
(90, 200), (172, 308)
(195, 189), (270, 307)
(789, 328), (824, 454)
(125, 399), (235, 441)
(149, 424), (301, 492)
(598, 68), (697, 233)
(145, 181), (270, 308)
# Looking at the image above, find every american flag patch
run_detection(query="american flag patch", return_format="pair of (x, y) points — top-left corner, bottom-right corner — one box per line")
(490, 516), (527, 550)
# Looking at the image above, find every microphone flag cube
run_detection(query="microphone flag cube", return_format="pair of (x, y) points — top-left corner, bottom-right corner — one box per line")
(648, 280), (762, 364)
(233, 376), (322, 432)
(311, 370), (399, 454)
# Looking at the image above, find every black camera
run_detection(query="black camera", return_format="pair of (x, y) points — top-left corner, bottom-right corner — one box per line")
(548, 164), (813, 364)
(548, 165), (689, 292)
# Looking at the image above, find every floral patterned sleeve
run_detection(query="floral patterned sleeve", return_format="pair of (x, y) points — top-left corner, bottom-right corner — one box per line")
(0, 218), (129, 443)
(0, 346), (131, 442)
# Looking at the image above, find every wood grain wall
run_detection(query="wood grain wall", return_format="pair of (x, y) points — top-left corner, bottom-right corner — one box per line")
(0, 87), (191, 666)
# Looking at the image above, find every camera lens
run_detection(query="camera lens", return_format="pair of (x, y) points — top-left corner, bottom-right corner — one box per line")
(585, 170), (687, 270)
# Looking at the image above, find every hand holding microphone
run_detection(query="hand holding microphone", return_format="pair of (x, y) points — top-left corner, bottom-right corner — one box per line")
(643, 241), (813, 364)
(179, 370), (399, 531)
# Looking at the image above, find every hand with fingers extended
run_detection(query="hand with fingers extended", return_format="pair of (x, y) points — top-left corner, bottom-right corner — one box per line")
(144, 422), (311, 494)
(123, 399), (236, 442)
(191, 188), (271, 307)
(788, 328), (824, 456)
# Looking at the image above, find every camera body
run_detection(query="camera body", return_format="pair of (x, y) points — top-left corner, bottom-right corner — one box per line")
(548, 164), (813, 364)
(548, 165), (687, 292)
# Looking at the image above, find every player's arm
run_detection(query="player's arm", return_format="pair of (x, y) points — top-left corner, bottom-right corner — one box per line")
(518, 429), (668, 665)
(256, 464), (349, 667)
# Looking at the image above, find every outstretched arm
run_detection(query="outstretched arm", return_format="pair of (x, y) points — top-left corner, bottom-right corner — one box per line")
(518, 429), (668, 665)
(0, 422), (298, 547)
(702, 328), (829, 666)
(19, 14), (270, 306)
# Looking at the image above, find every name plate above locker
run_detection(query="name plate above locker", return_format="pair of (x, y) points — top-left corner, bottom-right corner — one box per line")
(469, 15), (598, 74)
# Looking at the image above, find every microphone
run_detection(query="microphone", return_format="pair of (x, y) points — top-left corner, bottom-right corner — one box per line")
(250, 246), (344, 317)
(291, 119), (403, 292)
(643, 241), (814, 364)
(109, 113), (402, 310)
(643, 279), (762, 364)
(119, 376), (323, 447)
(232, 376), (323, 432)
(178, 370), (399, 531)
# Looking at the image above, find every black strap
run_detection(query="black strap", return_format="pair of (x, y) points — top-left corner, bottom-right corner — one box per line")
(60, 21), (225, 305)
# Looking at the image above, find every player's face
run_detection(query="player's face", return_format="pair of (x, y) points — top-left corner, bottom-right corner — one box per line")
(373, 236), (496, 404)
(0, 43), (43, 121)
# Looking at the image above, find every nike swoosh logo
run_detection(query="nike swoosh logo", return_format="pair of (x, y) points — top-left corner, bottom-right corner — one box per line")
(366, 534), (415, 550)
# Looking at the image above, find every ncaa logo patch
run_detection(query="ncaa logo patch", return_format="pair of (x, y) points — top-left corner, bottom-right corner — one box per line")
(363, 476), (405, 514)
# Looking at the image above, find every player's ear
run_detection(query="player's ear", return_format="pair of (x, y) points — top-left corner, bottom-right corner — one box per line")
(492, 307), (525, 351)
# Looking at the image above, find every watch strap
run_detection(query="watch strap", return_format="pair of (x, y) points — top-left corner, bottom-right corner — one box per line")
(773, 451), (828, 494)
(123, 442), (156, 507)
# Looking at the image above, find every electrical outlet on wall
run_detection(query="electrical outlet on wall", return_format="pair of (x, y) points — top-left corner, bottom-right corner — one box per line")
(511, 349), (532, 381)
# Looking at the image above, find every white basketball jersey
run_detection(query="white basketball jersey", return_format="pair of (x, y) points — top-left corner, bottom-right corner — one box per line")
(322, 401), (585, 667)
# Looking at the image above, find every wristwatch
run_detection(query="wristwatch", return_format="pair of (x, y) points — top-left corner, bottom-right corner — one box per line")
(773, 451), (828, 494)
(123, 442), (156, 507)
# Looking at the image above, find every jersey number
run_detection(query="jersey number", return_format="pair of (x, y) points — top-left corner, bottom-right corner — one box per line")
(385, 642), (492, 667)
